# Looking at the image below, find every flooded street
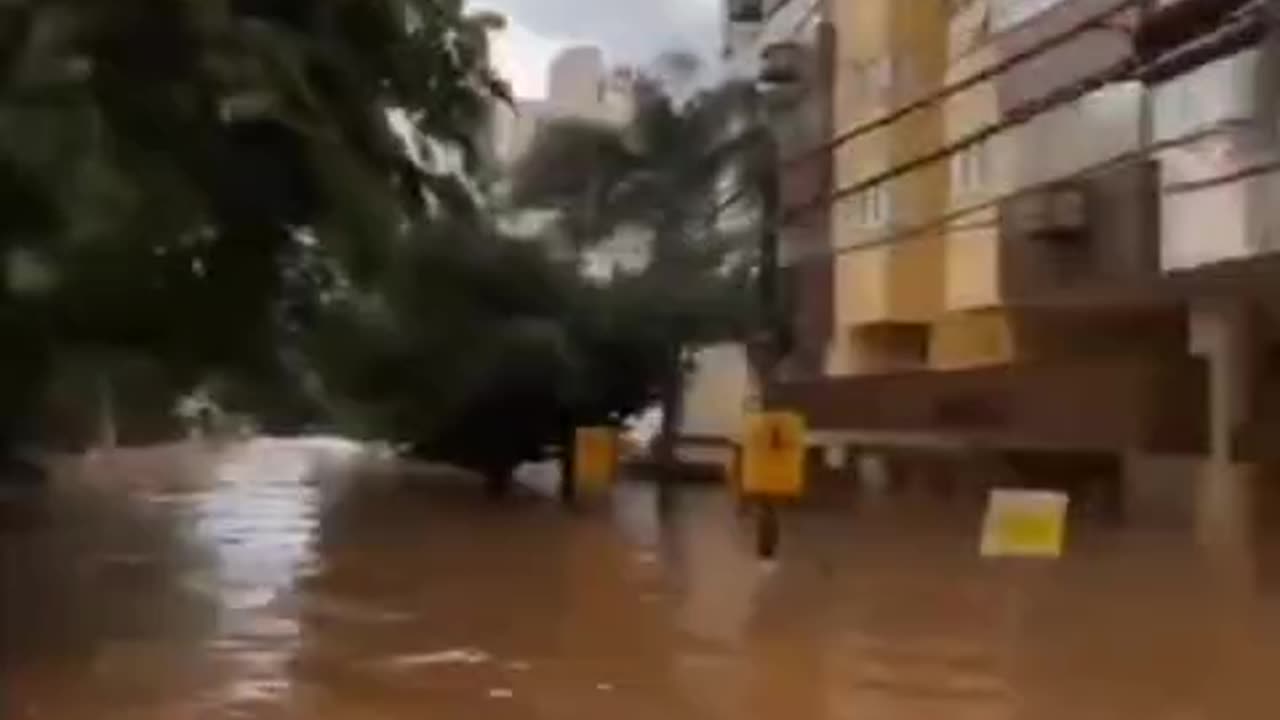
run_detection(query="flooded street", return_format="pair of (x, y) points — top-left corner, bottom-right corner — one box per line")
(4, 440), (1280, 718)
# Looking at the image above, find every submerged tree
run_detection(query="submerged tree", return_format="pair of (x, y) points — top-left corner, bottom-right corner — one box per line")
(511, 74), (773, 474)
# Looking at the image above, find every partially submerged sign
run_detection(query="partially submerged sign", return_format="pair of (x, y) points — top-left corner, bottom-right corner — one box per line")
(980, 489), (1069, 558)
(741, 412), (807, 499)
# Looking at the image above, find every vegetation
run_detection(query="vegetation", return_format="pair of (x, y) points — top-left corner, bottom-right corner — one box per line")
(0, 2), (770, 492)
(511, 75), (772, 472)
(0, 0), (506, 456)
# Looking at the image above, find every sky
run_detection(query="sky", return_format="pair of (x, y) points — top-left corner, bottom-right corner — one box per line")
(469, 0), (723, 99)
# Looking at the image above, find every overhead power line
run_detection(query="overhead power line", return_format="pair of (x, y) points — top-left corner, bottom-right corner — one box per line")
(710, 0), (1154, 224)
(763, 5), (1272, 266)
(709, 0), (1268, 266)
(784, 1), (1267, 226)
(785, 123), (1257, 266)
(780, 0), (1151, 172)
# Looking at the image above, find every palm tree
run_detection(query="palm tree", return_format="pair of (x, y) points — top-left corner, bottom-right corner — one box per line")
(511, 73), (774, 480)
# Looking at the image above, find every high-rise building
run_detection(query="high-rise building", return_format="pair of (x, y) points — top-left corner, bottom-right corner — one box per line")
(492, 46), (636, 167)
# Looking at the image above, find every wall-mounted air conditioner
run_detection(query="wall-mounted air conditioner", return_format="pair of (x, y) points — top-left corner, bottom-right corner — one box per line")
(1011, 183), (1089, 242)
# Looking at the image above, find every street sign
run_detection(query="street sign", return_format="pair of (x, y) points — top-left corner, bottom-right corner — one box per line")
(574, 427), (618, 492)
(741, 412), (807, 499)
(980, 489), (1069, 558)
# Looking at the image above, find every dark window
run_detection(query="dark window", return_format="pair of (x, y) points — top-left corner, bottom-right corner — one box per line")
(729, 0), (765, 23)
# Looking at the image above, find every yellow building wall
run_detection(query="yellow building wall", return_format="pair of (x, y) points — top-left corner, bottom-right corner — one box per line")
(888, 232), (945, 322)
(944, 220), (1001, 311)
(829, 0), (948, 336)
(942, 14), (1003, 315)
(931, 0), (1014, 370)
(835, 246), (890, 329)
(929, 309), (1016, 370)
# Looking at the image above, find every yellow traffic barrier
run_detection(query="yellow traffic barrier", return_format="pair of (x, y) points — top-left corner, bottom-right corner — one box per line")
(980, 489), (1070, 558)
(740, 412), (807, 499)
(574, 427), (619, 493)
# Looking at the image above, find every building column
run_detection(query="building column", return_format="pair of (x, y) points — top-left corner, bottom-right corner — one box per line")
(1188, 300), (1258, 567)
(1189, 300), (1255, 467)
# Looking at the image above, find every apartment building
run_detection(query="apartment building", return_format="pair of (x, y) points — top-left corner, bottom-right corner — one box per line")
(764, 0), (1235, 458)
(1147, 0), (1280, 463)
(936, 0), (1159, 370)
(492, 46), (636, 167)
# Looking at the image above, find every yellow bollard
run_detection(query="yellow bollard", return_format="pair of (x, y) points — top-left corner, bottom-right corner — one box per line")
(574, 427), (619, 494)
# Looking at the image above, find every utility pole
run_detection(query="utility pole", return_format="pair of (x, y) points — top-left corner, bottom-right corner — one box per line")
(752, 128), (783, 559)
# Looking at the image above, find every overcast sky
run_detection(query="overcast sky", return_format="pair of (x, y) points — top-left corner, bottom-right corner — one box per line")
(469, 0), (722, 99)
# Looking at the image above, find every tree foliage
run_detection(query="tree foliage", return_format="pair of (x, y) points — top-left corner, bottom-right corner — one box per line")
(510, 76), (772, 464)
(0, 0), (769, 494)
(0, 0), (508, 451)
(305, 216), (674, 485)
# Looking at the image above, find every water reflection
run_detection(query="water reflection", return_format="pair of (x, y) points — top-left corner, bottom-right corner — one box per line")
(183, 440), (336, 711)
(4, 444), (1280, 718)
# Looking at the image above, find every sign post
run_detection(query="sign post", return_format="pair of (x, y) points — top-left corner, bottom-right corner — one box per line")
(740, 411), (807, 558)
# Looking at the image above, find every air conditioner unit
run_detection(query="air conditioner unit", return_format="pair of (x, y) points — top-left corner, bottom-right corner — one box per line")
(1012, 184), (1089, 242)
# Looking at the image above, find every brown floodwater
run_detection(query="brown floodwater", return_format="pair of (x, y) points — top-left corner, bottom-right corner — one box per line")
(3, 439), (1280, 719)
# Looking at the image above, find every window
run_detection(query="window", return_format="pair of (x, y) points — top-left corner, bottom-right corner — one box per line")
(848, 57), (896, 110)
(728, 0), (764, 23)
(850, 184), (892, 228)
(951, 142), (989, 194)
(989, 0), (1069, 33)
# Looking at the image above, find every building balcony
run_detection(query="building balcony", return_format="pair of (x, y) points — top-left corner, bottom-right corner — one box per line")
(945, 160), (1164, 313)
(836, 235), (947, 329)
(768, 355), (1207, 453)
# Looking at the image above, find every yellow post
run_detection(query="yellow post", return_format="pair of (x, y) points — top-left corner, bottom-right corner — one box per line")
(740, 412), (807, 500)
(574, 427), (619, 493)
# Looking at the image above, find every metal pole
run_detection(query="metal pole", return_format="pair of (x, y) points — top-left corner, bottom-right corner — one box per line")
(754, 128), (783, 559)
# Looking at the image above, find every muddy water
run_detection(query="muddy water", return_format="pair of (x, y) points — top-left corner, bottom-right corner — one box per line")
(3, 440), (1280, 719)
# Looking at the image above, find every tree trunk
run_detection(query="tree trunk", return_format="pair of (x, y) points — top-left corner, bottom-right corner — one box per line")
(654, 344), (685, 513)
(559, 427), (577, 508)
(484, 464), (515, 500)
